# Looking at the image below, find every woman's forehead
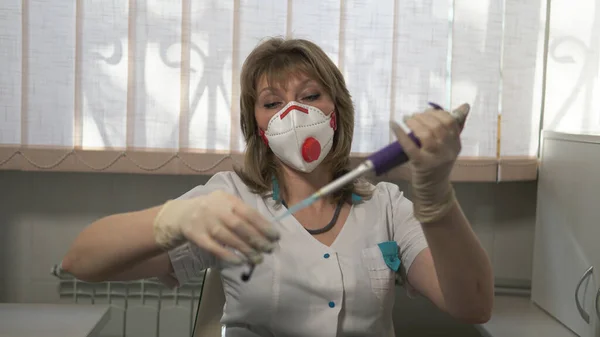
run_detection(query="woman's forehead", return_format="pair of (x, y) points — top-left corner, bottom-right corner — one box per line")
(256, 72), (317, 92)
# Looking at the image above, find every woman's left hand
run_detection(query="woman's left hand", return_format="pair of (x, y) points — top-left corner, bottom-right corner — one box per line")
(389, 103), (470, 223)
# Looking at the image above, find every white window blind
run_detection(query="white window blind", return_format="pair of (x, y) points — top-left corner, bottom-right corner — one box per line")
(543, 0), (600, 135)
(0, 0), (21, 146)
(497, 0), (547, 180)
(81, 0), (128, 150)
(0, 0), (549, 181)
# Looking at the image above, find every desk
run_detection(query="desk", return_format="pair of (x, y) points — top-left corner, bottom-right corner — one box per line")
(478, 296), (577, 337)
(0, 303), (110, 337)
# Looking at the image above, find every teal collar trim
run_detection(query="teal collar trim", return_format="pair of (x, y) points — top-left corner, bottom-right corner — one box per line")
(271, 177), (362, 204)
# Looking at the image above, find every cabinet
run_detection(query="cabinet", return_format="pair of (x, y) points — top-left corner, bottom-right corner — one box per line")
(532, 131), (600, 337)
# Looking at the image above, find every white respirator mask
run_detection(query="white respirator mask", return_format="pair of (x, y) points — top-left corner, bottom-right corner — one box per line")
(259, 101), (337, 173)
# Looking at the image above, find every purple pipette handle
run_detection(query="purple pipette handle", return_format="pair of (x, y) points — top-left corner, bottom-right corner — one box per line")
(367, 133), (421, 176)
(367, 102), (443, 176)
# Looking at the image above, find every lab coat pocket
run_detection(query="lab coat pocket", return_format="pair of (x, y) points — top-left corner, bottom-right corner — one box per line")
(361, 246), (395, 301)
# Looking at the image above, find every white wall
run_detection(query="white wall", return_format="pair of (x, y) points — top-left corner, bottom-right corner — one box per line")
(0, 170), (204, 302)
(0, 170), (537, 335)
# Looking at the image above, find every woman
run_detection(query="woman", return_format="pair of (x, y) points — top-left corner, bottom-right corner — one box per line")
(62, 37), (493, 336)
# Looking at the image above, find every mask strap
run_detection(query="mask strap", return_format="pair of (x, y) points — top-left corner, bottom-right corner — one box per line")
(258, 128), (269, 146)
(330, 110), (337, 131)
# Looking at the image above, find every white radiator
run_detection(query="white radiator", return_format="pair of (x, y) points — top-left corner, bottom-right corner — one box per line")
(51, 264), (204, 337)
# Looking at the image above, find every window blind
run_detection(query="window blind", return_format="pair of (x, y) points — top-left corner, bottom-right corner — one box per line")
(0, 0), (550, 181)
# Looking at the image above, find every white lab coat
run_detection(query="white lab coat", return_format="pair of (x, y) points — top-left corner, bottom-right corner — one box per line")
(168, 172), (428, 337)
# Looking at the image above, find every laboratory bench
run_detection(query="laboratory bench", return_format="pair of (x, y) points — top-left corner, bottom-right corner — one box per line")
(0, 303), (110, 337)
(0, 295), (576, 337)
(479, 295), (577, 337)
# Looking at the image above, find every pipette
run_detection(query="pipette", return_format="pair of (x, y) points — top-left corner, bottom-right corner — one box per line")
(240, 102), (469, 281)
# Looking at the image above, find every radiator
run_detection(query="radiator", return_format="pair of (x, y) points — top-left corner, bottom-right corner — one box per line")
(51, 264), (204, 337)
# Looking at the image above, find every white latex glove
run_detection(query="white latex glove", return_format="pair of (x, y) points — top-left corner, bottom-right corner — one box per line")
(390, 103), (470, 223)
(153, 190), (280, 265)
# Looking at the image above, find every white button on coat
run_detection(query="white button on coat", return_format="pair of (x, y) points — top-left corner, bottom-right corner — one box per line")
(168, 172), (428, 337)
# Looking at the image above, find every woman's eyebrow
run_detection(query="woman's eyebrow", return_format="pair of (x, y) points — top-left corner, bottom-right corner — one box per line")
(257, 78), (317, 98)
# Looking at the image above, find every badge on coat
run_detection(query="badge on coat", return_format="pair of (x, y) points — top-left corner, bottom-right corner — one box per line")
(377, 241), (401, 272)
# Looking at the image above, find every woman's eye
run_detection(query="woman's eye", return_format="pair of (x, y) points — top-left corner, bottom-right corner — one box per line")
(263, 102), (281, 109)
(303, 94), (320, 102)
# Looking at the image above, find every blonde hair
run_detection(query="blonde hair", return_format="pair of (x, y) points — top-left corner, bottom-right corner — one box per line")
(234, 37), (373, 203)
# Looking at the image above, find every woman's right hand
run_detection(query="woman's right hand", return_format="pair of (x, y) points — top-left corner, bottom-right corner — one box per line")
(153, 190), (280, 265)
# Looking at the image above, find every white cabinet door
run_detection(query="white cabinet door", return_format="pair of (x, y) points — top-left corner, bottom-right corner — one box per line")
(532, 132), (600, 337)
